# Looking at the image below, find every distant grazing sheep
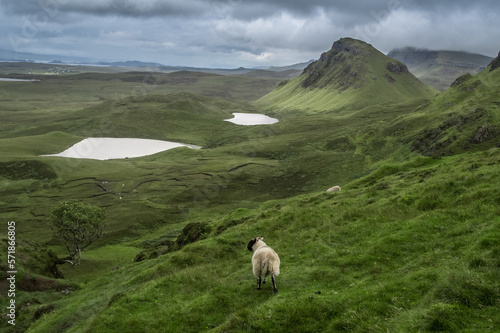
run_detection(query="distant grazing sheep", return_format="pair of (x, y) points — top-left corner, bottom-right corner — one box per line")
(326, 185), (341, 192)
(247, 237), (280, 293)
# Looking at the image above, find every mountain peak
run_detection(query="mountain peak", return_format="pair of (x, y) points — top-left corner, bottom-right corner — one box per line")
(330, 38), (372, 56)
(301, 38), (380, 90)
(300, 38), (409, 90)
(259, 38), (436, 112)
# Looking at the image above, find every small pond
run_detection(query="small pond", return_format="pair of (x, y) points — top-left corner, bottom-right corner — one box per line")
(224, 113), (278, 125)
(40, 113), (278, 160)
(41, 138), (201, 160)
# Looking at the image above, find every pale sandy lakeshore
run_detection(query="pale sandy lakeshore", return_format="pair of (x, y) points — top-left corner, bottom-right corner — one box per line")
(41, 138), (201, 160)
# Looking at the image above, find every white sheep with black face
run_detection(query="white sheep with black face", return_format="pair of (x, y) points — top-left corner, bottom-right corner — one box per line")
(247, 237), (280, 293)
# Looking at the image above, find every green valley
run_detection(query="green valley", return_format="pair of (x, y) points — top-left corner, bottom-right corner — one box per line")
(0, 38), (499, 332)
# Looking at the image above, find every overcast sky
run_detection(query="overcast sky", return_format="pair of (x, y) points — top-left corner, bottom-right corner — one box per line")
(1, 0), (499, 68)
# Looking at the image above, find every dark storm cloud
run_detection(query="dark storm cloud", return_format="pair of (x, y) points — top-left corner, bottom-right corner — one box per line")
(233, 0), (405, 19)
(2, 0), (210, 18)
(3, 0), (500, 32)
(1, 0), (411, 25)
(7, 0), (497, 20)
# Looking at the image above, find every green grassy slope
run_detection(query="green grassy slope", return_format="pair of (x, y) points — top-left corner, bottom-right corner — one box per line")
(390, 59), (500, 157)
(12, 151), (500, 333)
(258, 38), (437, 112)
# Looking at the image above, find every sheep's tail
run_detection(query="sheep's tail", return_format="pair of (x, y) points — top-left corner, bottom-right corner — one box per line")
(261, 260), (269, 275)
(261, 258), (280, 276)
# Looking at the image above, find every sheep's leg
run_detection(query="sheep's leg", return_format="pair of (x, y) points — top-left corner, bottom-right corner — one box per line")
(257, 277), (262, 290)
(262, 276), (267, 284)
(272, 275), (278, 293)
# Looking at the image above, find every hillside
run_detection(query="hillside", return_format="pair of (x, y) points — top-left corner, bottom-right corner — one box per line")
(388, 47), (493, 91)
(391, 52), (500, 157)
(258, 38), (437, 112)
(1, 41), (499, 332)
(5, 151), (499, 332)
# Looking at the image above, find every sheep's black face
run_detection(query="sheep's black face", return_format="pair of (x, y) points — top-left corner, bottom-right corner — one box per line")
(247, 238), (257, 251)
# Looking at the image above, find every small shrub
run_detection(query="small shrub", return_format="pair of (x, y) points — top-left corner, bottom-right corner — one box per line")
(134, 222), (211, 262)
(33, 304), (56, 321)
(175, 222), (212, 247)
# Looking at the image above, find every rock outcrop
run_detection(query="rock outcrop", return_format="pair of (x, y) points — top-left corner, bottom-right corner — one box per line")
(489, 51), (500, 72)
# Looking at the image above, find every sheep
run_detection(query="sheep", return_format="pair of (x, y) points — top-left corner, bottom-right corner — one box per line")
(247, 237), (280, 293)
(326, 185), (341, 192)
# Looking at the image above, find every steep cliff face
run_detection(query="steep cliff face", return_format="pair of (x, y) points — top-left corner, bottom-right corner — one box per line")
(488, 51), (500, 72)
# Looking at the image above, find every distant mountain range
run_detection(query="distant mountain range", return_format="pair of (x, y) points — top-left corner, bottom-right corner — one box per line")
(1, 46), (494, 89)
(0, 48), (310, 76)
(0, 48), (90, 64)
(387, 47), (493, 91)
